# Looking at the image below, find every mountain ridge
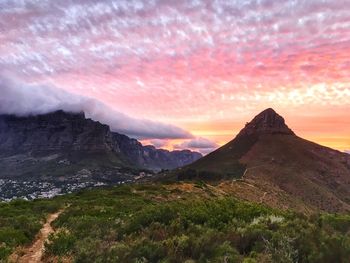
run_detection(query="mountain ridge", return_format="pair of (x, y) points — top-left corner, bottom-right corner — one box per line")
(0, 110), (201, 179)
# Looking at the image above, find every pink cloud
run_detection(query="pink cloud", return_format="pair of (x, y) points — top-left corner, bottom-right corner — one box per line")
(0, 0), (349, 151)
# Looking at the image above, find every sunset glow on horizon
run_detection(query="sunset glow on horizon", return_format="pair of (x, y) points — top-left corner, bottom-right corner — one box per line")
(1, 0), (349, 154)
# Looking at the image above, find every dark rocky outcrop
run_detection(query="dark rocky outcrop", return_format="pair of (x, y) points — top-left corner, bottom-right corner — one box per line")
(0, 110), (118, 155)
(237, 108), (294, 138)
(113, 132), (202, 170)
(0, 111), (201, 177)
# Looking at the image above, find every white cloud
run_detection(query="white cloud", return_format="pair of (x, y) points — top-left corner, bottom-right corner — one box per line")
(0, 75), (193, 140)
(174, 137), (219, 155)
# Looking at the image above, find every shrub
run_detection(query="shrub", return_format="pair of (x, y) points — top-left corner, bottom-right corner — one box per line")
(0, 245), (12, 261)
(0, 227), (28, 246)
(45, 229), (76, 256)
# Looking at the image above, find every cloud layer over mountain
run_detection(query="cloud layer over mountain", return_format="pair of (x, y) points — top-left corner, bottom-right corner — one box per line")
(0, 75), (193, 140)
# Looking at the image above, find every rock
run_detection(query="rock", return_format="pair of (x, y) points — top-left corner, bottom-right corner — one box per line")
(237, 108), (295, 137)
(0, 110), (117, 154)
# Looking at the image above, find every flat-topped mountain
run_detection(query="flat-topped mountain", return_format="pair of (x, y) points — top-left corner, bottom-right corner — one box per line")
(0, 111), (117, 154)
(176, 108), (350, 212)
(0, 111), (201, 179)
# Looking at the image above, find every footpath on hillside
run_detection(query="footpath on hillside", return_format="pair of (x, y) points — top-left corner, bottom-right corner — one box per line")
(10, 209), (64, 263)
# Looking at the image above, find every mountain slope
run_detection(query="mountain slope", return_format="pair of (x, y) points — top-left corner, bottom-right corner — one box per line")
(178, 108), (295, 178)
(176, 108), (350, 212)
(0, 111), (201, 179)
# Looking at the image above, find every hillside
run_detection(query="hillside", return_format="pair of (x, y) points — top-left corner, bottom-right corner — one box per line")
(174, 108), (350, 212)
(3, 183), (350, 263)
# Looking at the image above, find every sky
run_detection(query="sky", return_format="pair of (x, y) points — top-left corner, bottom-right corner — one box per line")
(0, 0), (349, 154)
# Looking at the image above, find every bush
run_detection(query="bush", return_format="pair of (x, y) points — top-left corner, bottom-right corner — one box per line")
(0, 227), (28, 246)
(3, 184), (350, 262)
(0, 245), (12, 261)
(45, 229), (76, 256)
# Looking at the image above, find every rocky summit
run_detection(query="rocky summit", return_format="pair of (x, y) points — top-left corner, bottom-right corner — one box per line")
(237, 108), (295, 137)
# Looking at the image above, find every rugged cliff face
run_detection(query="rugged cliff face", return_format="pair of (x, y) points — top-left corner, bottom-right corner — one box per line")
(236, 108), (295, 137)
(0, 111), (118, 155)
(0, 111), (201, 178)
(113, 133), (202, 170)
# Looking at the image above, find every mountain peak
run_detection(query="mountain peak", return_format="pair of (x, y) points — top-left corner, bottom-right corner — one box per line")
(237, 108), (295, 137)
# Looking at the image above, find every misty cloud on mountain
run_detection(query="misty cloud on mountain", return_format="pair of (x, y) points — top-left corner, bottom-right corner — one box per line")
(0, 75), (193, 140)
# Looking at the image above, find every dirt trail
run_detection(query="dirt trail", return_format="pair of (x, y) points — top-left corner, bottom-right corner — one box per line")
(12, 210), (64, 263)
(259, 192), (268, 203)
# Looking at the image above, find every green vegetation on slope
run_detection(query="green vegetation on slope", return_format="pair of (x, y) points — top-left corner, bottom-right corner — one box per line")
(1, 184), (350, 262)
